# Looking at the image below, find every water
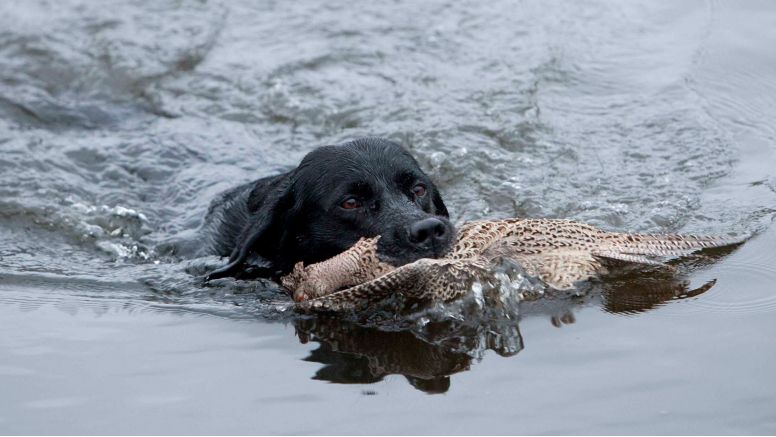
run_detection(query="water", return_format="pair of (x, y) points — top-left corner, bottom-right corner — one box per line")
(2, 0), (776, 434)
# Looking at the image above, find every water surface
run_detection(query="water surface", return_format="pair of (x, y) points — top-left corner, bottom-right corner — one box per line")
(1, 0), (776, 434)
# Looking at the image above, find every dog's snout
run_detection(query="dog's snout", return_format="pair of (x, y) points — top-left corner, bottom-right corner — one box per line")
(408, 217), (448, 246)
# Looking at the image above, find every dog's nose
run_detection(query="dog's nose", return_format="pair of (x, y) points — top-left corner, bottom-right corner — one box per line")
(408, 217), (448, 247)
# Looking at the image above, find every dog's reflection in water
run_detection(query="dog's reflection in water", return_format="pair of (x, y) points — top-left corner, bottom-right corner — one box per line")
(296, 318), (486, 394)
(294, 258), (722, 394)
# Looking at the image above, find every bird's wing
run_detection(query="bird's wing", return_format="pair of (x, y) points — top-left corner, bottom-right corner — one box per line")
(295, 258), (487, 313)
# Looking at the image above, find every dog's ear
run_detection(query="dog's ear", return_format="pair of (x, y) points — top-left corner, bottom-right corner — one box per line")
(430, 183), (449, 218)
(205, 172), (297, 281)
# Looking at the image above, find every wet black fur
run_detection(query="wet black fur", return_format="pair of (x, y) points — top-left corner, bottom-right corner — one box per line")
(203, 137), (453, 281)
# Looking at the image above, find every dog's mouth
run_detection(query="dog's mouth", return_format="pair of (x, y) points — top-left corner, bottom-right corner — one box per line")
(417, 241), (453, 259)
(376, 232), (455, 267)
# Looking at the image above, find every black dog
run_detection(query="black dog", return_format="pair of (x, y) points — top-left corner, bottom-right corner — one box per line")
(204, 137), (453, 281)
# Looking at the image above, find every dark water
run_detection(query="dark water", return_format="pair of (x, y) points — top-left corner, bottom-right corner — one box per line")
(2, 0), (776, 434)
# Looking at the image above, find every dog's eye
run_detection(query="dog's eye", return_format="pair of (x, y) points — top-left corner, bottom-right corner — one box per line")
(412, 184), (427, 198)
(340, 197), (360, 210)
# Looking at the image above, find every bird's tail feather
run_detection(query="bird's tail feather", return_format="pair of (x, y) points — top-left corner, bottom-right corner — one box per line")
(607, 233), (744, 259)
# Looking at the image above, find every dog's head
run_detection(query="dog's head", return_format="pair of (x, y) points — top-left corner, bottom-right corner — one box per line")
(289, 137), (453, 266)
(236, 138), (453, 276)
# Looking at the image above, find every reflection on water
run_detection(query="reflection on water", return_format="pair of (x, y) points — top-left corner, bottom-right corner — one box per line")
(297, 318), (479, 394)
(294, 249), (731, 394)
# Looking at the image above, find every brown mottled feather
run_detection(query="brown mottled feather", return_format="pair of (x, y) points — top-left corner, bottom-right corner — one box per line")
(281, 237), (393, 302)
(283, 219), (740, 312)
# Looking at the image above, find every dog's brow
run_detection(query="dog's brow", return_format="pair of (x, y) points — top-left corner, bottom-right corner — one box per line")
(343, 180), (372, 195)
(394, 171), (418, 187)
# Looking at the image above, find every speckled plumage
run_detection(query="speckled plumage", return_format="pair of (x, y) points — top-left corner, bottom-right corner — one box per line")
(282, 218), (739, 312)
